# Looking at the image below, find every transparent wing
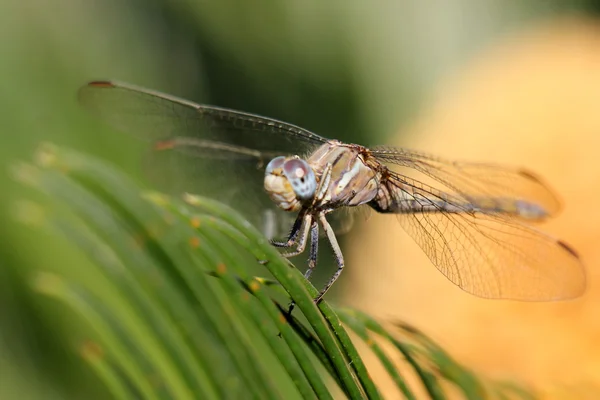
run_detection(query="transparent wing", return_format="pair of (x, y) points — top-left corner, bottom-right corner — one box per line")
(382, 173), (585, 300)
(372, 147), (561, 220)
(78, 80), (329, 238)
(78, 80), (328, 154)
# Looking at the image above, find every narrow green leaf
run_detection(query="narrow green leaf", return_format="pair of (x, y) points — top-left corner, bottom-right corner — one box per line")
(13, 144), (538, 400)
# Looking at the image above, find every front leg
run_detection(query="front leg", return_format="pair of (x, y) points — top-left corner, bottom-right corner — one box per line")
(270, 210), (306, 249)
(259, 212), (305, 266)
(280, 213), (312, 258)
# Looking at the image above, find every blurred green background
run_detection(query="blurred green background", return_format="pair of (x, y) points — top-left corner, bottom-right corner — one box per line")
(1, 1), (599, 398)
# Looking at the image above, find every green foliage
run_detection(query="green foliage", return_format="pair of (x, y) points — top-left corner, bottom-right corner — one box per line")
(13, 144), (535, 399)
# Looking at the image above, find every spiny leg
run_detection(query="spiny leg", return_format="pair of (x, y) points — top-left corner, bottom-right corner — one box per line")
(281, 213), (312, 258)
(258, 211), (305, 265)
(314, 212), (344, 304)
(286, 217), (320, 315)
(301, 163), (330, 286)
(287, 217), (321, 314)
(270, 211), (306, 249)
(281, 215), (314, 314)
(304, 218), (319, 281)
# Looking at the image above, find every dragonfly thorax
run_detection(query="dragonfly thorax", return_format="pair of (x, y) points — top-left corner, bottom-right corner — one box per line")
(264, 156), (317, 212)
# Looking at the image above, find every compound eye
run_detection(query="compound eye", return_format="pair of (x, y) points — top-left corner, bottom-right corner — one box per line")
(282, 158), (316, 201)
(265, 156), (286, 175)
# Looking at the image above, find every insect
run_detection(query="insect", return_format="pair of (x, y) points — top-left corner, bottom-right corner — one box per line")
(78, 80), (586, 303)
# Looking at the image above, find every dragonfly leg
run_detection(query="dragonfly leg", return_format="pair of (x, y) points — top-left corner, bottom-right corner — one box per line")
(281, 214), (312, 258)
(314, 212), (344, 304)
(260, 212), (305, 265)
(286, 218), (320, 315)
(303, 218), (319, 281)
(270, 211), (306, 248)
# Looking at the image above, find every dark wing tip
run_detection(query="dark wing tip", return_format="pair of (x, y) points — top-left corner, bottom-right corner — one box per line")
(85, 80), (116, 88)
(77, 80), (117, 107)
(557, 239), (581, 259)
(517, 167), (563, 215)
(556, 240), (587, 298)
(517, 168), (544, 183)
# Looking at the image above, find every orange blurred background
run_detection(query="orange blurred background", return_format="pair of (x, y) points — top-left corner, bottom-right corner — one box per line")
(347, 16), (600, 398)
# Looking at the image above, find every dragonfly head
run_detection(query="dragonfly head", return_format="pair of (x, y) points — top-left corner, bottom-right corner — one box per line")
(264, 156), (317, 212)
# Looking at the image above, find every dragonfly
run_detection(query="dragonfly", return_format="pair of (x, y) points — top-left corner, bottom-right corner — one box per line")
(78, 80), (586, 303)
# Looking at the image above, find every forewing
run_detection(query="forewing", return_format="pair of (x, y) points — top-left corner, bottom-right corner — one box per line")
(78, 80), (327, 154)
(372, 147), (561, 220)
(78, 80), (329, 238)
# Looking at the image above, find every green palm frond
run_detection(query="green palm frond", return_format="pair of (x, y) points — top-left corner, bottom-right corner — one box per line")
(13, 144), (536, 399)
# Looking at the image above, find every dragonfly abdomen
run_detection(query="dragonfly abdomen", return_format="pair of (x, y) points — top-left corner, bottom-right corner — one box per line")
(371, 183), (550, 220)
(466, 197), (550, 220)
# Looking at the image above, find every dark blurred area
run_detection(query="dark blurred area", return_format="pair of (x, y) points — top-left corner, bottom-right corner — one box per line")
(2, 0), (600, 398)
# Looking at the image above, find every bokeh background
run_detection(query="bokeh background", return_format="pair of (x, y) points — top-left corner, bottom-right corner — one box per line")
(2, 1), (600, 398)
